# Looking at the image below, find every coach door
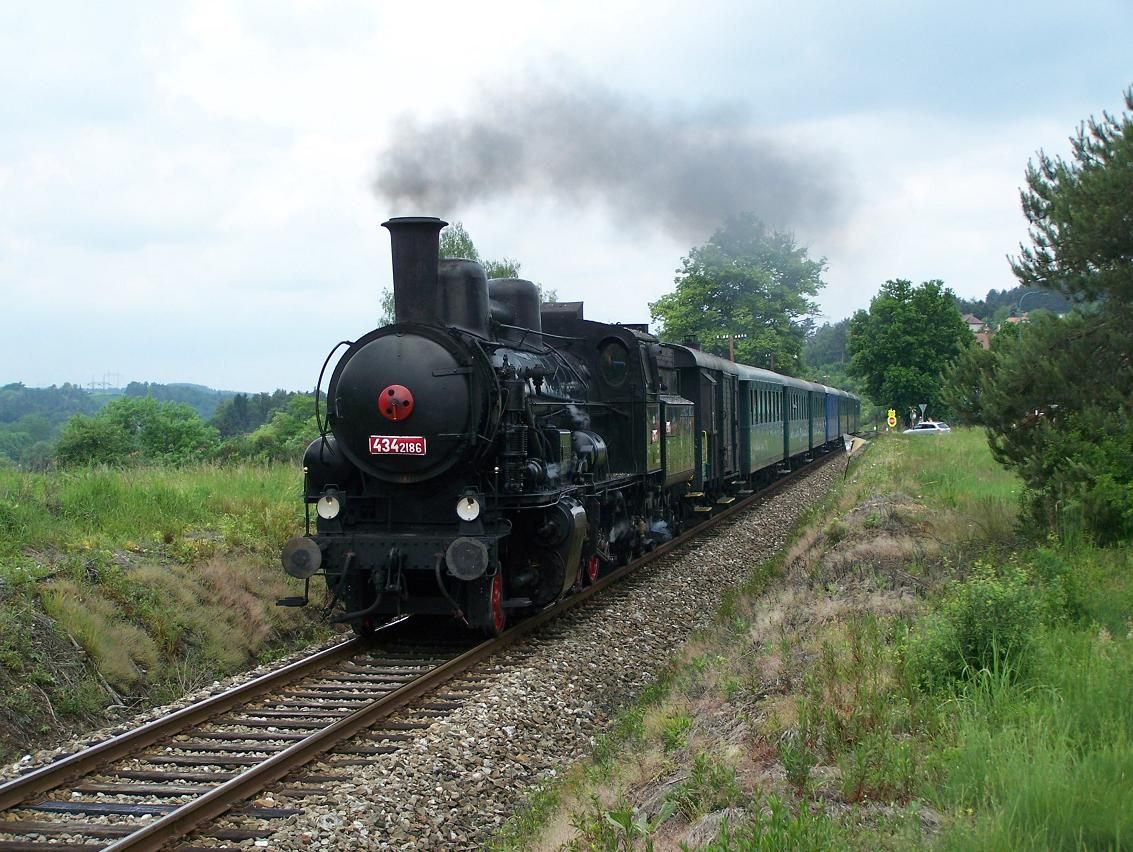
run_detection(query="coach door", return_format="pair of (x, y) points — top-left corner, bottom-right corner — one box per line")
(720, 373), (737, 477)
(699, 370), (717, 484)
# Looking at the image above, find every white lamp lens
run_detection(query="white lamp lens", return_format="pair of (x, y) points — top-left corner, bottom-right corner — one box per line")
(317, 495), (341, 520)
(456, 495), (481, 522)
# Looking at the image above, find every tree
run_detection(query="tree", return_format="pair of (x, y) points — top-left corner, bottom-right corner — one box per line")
(944, 88), (1133, 542)
(482, 257), (519, 278)
(804, 318), (850, 369)
(1011, 87), (1133, 306)
(54, 397), (219, 467)
(243, 395), (320, 462)
(649, 213), (824, 374)
(379, 288), (395, 326)
(944, 307), (1133, 541)
(847, 279), (971, 422)
(54, 414), (134, 467)
(439, 221), (480, 261)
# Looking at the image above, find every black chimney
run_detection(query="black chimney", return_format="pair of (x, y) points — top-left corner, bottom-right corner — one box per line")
(381, 216), (448, 325)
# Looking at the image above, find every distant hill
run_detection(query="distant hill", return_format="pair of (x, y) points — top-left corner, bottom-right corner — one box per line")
(122, 382), (235, 422)
(954, 284), (1072, 320)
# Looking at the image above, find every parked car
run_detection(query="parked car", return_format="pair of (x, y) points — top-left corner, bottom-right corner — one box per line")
(903, 421), (951, 435)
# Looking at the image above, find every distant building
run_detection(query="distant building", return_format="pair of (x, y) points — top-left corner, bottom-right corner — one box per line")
(962, 313), (991, 349)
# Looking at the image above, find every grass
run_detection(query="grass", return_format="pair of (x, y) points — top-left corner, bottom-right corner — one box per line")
(934, 594), (1133, 849)
(0, 462), (329, 761)
(0, 463), (300, 561)
(495, 428), (1133, 850)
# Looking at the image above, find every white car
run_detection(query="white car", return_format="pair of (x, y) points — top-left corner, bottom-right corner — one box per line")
(903, 421), (951, 434)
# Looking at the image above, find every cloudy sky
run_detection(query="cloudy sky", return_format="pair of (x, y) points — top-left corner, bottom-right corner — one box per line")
(2, 1), (1129, 392)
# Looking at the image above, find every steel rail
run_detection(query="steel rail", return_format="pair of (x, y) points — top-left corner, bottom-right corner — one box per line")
(0, 636), (370, 811)
(100, 638), (506, 851)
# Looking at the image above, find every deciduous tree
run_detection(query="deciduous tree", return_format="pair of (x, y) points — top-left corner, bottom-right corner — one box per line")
(378, 221), (547, 323)
(54, 397), (219, 467)
(649, 214), (824, 374)
(847, 279), (971, 422)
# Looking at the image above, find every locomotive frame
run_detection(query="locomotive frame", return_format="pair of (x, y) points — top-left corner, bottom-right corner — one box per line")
(280, 217), (860, 634)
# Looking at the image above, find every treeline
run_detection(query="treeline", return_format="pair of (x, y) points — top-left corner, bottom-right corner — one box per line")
(953, 284), (1071, 322)
(121, 381), (231, 421)
(0, 383), (320, 469)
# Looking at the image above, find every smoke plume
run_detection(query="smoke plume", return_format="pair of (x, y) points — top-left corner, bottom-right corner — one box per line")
(373, 72), (847, 241)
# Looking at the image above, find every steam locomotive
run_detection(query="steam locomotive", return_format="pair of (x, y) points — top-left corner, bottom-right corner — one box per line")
(280, 217), (860, 634)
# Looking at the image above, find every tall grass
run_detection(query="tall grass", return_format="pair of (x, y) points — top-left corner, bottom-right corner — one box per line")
(937, 625), (1133, 849)
(850, 428), (1018, 514)
(0, 462), (327, 753)
(0, 463), (301, 561)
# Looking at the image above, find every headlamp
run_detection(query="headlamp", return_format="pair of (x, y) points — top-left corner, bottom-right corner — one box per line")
(456, 495), (481, 522)
(317, 493), (341, 520)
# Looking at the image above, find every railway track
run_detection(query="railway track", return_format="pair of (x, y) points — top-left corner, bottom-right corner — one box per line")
(0, 450), (843, 850)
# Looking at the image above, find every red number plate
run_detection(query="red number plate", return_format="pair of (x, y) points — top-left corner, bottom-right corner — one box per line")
(368, 435), (427, 455)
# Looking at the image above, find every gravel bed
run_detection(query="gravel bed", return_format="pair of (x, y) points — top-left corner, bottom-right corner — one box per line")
(0, 457), (840, 849)
(252, 459), (841, 850)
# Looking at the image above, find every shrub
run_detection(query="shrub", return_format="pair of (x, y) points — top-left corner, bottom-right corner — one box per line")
(905, 562), (1040, 690)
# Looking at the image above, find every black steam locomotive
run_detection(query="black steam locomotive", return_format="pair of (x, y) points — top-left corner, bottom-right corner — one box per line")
(280, 217), (859, 634)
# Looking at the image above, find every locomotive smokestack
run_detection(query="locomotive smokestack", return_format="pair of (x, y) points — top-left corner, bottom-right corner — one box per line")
(382, 216), (448, 325)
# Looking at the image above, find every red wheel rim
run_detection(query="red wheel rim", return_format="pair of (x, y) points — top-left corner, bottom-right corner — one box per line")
(490, 571), (505, 633)
(586, 555), (599, 584)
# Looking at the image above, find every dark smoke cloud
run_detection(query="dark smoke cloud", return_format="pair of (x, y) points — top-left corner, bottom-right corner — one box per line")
(373, 72), (848, 242)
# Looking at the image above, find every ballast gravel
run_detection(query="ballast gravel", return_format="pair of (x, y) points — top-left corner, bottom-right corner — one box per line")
(0, 456), (842, 849)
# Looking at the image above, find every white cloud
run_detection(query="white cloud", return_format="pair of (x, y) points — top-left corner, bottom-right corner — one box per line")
(1, 0), (1129, 389)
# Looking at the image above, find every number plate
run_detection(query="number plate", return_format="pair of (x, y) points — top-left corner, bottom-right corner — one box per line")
(368, 435), (427, 456)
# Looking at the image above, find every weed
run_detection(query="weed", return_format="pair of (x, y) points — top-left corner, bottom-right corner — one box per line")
(778, 728), (817, 792)
(592, 708), (647, 769)
(489, 782), (563, 851)
(564, 795), (673, 851)
(670, 752), (741, 821)
(721, 675), (741, 702)
(661, 713), (693, 753)
(825, 519), (848, 545)
(605, 800), (676, 851)
(694, 795), (843, 850)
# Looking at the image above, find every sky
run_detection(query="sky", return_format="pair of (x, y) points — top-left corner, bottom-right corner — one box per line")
(2, 0), (1129, 393)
